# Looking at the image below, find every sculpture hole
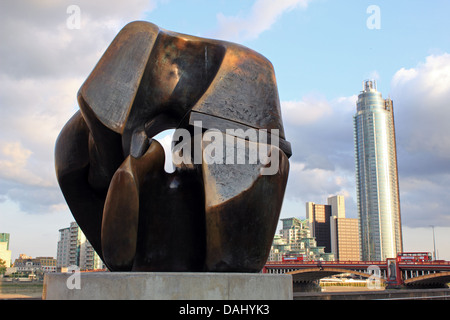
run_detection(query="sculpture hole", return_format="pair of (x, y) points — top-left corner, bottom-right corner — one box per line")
(153, 129), (175, 173)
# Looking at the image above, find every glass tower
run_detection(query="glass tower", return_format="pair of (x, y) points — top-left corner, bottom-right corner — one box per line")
(354, 80), (403, 261)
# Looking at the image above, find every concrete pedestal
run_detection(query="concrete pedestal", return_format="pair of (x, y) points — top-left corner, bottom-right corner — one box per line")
(42, 272), (292, 300)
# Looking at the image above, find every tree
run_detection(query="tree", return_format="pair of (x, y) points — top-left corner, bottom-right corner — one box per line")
(0, 258), (6, 276)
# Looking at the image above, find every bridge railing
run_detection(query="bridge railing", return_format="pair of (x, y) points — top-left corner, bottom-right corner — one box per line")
(265, 260), (450, 267)
(265, 260), (386, 266)
(398, 261), (450, 266)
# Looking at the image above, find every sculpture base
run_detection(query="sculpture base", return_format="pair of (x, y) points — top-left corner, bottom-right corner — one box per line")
(42, 272), (292, 300)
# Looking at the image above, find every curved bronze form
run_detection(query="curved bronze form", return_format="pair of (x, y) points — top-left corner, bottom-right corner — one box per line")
(55, 21), (291, 272)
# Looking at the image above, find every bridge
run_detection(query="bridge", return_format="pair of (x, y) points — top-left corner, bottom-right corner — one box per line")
(263, 259), (450, 289)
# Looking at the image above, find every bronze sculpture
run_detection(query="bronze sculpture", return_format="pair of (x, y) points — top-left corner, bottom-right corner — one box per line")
(55, 21), (291, 272)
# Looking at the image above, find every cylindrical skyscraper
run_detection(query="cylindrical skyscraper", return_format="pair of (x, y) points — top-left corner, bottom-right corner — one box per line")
(354, 80), (403, 261)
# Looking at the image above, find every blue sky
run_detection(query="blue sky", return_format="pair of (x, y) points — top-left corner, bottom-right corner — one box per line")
(1, 0), (450, 261)
(144, 0), (450, 98)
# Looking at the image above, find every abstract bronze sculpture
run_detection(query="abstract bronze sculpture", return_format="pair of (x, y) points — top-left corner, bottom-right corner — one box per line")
(55, 21), (291, 272)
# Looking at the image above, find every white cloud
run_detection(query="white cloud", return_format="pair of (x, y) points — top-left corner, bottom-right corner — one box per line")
(368, 70), (380, 81)
(280, 53), (450, 228)
(282, 94), (332, 126)
(0, 142), (49, 187)
(279, 93), (358, 219)
(281, 94), (356, 170)
(388, 53), (450, 227)
(0, 0), (157, 79)
(0, 75), (86, 196)
(393, 54), (450, 96)
(391, 53), (450, 159)
(391, 68), (418, 87)
(1, 1), (450, 238)
(0, 0), (157, 214)
(211, 0), (313, 42)
(287, 161), (353, 198)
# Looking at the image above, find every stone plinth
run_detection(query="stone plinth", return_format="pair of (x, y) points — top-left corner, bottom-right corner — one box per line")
(42, 272), (292, 300)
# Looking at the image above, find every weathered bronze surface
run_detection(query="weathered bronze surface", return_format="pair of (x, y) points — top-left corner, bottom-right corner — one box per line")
(55, 21), (291, 272)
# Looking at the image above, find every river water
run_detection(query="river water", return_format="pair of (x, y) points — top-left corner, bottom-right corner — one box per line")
(0, 281), (43, 299)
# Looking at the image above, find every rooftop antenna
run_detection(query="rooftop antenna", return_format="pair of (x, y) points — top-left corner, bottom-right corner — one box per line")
(363, 79), (377, 92)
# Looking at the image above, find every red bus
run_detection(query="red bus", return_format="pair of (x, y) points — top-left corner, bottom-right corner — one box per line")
(397, 252), (432, 263)
(282, 254), (305, 262)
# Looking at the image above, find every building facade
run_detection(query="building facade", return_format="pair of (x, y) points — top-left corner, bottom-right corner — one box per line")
(0, 233), (10, 250)
(306, 202), (332, 253)
(354, 80), (403, 261)
(56, 227), (70, 268)
(333, 217), (360, 261)
(0, 242), (12, 268)
(268, 217), (335, 262)
(0, 233), (11, 267)
(57, 222), (105, 270)
(13, 256), (57, 273)
(307, 196), (360, 261)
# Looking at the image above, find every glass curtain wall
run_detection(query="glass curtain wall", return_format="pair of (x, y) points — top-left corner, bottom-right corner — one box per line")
(354, 80), (402, 261)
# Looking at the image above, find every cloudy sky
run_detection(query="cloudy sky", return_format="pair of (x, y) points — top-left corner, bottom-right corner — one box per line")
(1, 0), (449, 261)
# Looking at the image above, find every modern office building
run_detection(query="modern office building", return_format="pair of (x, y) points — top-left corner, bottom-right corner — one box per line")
(307, 196), (360, 261)
(327, 196), (346, 219)
(57, 221), (105, 270)
(332, 217), (360, 261)
(354, 80), (403, 261)
(306, 202), (332, 253)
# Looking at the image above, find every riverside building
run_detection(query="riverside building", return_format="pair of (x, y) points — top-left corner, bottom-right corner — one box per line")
(306, 196), (360, 261)
(354, 80), (403, 261)
(57, 221), (105, 270)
